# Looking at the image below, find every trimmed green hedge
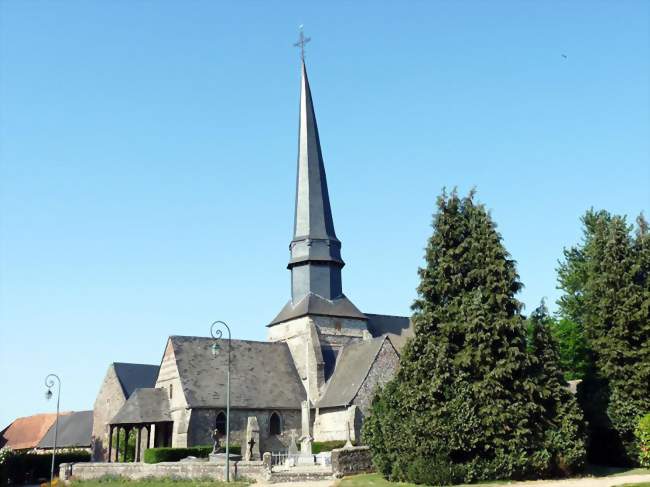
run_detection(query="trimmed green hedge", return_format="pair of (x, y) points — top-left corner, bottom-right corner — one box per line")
(312, 441), (346, 454)
(143, 445), (241, 464)
(0, 451), (90, 484)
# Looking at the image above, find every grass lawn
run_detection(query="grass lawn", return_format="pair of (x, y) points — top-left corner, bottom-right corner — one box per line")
(67, 479), (249, 487)
(337, 473), (509, 486)
(339, 467), (650, 487)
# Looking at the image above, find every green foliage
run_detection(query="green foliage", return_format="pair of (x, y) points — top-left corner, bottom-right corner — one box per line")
(143, 445), (240, 464)
(636, 413), (650, 467)
(363, 190), (586, 485)
(0, 451), (90, 484)
(558, 210), (650, 465)
(549, 318), (590, 380)
(527, 302), (587, 475)
(111, 428), (137, 462)
(312, 441), (346, 454)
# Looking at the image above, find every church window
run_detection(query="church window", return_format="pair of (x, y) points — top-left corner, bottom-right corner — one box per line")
(215, 411), (226, 435)
(169, 384), (173, 399)
(269, 412), (281, 435)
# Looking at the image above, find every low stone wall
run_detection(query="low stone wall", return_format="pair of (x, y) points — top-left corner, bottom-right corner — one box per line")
(331, 446), (373, 477)
(60, 460), (267, 483)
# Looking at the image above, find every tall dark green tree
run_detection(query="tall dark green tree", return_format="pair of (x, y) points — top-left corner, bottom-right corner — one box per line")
(558, 210), (650, 465)
(527, 301), (587, 474)
(363, 190), (586, 485)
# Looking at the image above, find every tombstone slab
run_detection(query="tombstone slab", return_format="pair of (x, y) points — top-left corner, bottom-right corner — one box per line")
(244, 416), (261, 461)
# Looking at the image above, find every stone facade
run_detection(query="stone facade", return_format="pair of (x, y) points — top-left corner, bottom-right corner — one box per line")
(268, 315), (370, 402)
(313, 338), (400, 442)
(186, 409), (301, 453)
(351, 338), (400, 419)
(155, 341), (189, 447)
(91, 366), (127, 462)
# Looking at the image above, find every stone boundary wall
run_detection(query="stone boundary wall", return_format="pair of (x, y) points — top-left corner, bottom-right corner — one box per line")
(331, 446), (374, 477)
(59, 461), (267, 483)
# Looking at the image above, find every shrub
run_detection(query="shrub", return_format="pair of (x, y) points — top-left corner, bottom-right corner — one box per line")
(636, 413), (650, 467)
(312, 441), (346, 454)
(0, 451), (90, 485)
(143, 445), (240, 464)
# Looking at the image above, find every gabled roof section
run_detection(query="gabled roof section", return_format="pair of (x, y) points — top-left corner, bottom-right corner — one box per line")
(366, 313), (413, 351)
(112, 362), (159, 399)
(110, 388), (171, 425)
(38, 410), (92, 449)
(170, 336), (306, 409)
(0, 413), (63, 450)
(270, 293), (366, 326)
(317, 336), (389, 409)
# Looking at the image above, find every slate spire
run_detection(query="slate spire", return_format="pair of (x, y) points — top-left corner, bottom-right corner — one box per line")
(289, 62), (344, 300)
(269, 61), (366, 326)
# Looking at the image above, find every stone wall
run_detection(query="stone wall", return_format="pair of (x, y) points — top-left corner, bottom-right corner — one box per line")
(156, 340), (190, 448)
(313, 406), (356, 442)
(60, 460), (267, 483)
(331, 446), (373, 477)
(187, 409), (301, 454)
(91, 365), (127, 462)
(352, 338), (399, 418)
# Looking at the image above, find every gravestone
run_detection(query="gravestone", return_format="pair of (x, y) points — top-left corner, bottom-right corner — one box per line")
(298, 400), (314, 464)
(244, 416), (260, 461)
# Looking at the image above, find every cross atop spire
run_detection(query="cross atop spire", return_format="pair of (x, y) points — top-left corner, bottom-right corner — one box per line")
(293, 25), (311, 62)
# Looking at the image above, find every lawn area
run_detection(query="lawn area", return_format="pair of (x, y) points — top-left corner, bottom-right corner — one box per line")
(67, 478), (249, 487)
(619, 484), (650, 487)
(337, 473), (508, 487)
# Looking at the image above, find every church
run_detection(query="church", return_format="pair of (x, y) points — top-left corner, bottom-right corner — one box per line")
(91, 60), (413, 462)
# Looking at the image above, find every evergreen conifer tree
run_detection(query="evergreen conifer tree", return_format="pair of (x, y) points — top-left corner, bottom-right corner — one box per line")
(559, 210), (650, 465)
(363, 190), (586, 484)
(527, 301), (587, 474)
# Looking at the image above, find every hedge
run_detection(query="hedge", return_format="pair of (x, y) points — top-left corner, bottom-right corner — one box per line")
(0, 451), (90, 484)
(312, 441), (346, 454)
(143, 445), (241, 464)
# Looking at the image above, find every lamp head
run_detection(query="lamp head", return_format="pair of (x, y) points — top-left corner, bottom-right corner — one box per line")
(45, 388), (53, 401)
(211, 342), (220, 357)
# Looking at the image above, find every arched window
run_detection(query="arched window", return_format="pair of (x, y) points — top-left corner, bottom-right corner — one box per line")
(215, 411), (226, 435)
(269, 412), (281, 435)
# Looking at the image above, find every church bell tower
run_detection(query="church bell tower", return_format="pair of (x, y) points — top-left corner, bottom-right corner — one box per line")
(268, 46), (368, 402)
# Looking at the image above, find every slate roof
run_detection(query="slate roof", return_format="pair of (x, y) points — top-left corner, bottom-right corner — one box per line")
(110, 388), (171, 425)
(366, 313), (413, 351)
(317, 336), (389, 409)
(38, 410), (92, 449)
(0, 413), (61, 450)
(170, 336), (306, 409)
(270, 293), (366, 326)
(112, 363), (159, 398)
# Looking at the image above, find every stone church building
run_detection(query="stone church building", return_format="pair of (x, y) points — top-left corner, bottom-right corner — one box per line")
(91, 61), (413, 462)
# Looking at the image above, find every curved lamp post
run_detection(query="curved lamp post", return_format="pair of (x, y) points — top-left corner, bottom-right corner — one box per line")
(210, 320), (231, 482)
(44, 374), (61, 486)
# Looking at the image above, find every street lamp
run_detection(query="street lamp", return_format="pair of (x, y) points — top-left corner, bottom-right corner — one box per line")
(210, 320), (231, 482)
(44, 374), (61, 486)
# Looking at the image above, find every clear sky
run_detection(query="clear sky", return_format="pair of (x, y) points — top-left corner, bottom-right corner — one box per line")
(1, 1), (648, 429)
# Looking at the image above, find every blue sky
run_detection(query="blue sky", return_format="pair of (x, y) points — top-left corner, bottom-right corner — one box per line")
(0, 1), (648, 428)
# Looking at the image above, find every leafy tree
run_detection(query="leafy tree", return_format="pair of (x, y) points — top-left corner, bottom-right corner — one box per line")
(549, 317), (590, 380)
(558, 210), (650, 465)
(363, 190), (586, 484)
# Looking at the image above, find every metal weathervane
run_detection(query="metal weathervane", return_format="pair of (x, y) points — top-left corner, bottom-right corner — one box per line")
(293, 25), (311, 61)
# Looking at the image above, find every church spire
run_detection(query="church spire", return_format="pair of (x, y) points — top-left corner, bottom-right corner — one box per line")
(288, 61), (344, 299)
(268, 42), (366, 327)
